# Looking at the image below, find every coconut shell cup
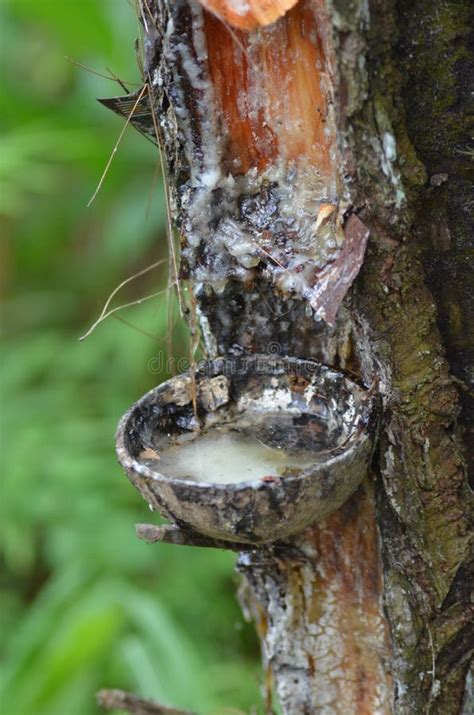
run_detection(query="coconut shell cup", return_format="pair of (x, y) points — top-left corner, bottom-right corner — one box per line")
(116, 355), (379, 545)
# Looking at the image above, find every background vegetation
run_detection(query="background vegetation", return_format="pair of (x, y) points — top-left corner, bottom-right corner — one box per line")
(0, 1), (261, 713)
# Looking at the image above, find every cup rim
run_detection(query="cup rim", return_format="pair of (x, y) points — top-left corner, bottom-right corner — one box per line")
(116, 355), (378, 493)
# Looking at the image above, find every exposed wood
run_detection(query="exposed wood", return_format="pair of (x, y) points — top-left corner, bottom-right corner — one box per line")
(203, 0), (335, 177)
(198, 0), (299, 31)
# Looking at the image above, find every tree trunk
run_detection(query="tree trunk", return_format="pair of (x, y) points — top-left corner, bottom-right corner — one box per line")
(106, 0), (473, 712)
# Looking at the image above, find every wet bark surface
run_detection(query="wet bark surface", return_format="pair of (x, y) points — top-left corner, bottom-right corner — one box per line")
(107, 0), (473, 712)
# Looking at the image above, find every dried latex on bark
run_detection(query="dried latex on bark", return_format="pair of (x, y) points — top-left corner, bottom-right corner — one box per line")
(101, 0), (369, 324)
(198, 0), (299, 30)
(193, 0), (368, 323)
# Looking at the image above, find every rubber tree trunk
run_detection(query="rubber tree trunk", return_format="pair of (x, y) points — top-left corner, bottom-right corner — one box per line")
(104, 0), (473, 712)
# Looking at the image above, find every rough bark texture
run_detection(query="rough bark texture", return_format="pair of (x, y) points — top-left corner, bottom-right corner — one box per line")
(109, 0), (473, 712)
(238, 482), (393, 714)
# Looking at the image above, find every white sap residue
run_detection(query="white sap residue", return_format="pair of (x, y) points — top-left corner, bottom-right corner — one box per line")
(157, 430), (314, 485)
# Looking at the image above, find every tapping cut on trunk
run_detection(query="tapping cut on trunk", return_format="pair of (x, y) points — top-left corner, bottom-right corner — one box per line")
(100, 0), (369, 325)
(198, 0), (299, 30)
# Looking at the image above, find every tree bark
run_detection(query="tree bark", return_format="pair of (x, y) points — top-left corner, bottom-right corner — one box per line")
(106, 0), (473, 712)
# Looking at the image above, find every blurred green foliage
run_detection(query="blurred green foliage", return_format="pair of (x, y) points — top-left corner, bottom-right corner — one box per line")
(0, 2), (261, 713)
